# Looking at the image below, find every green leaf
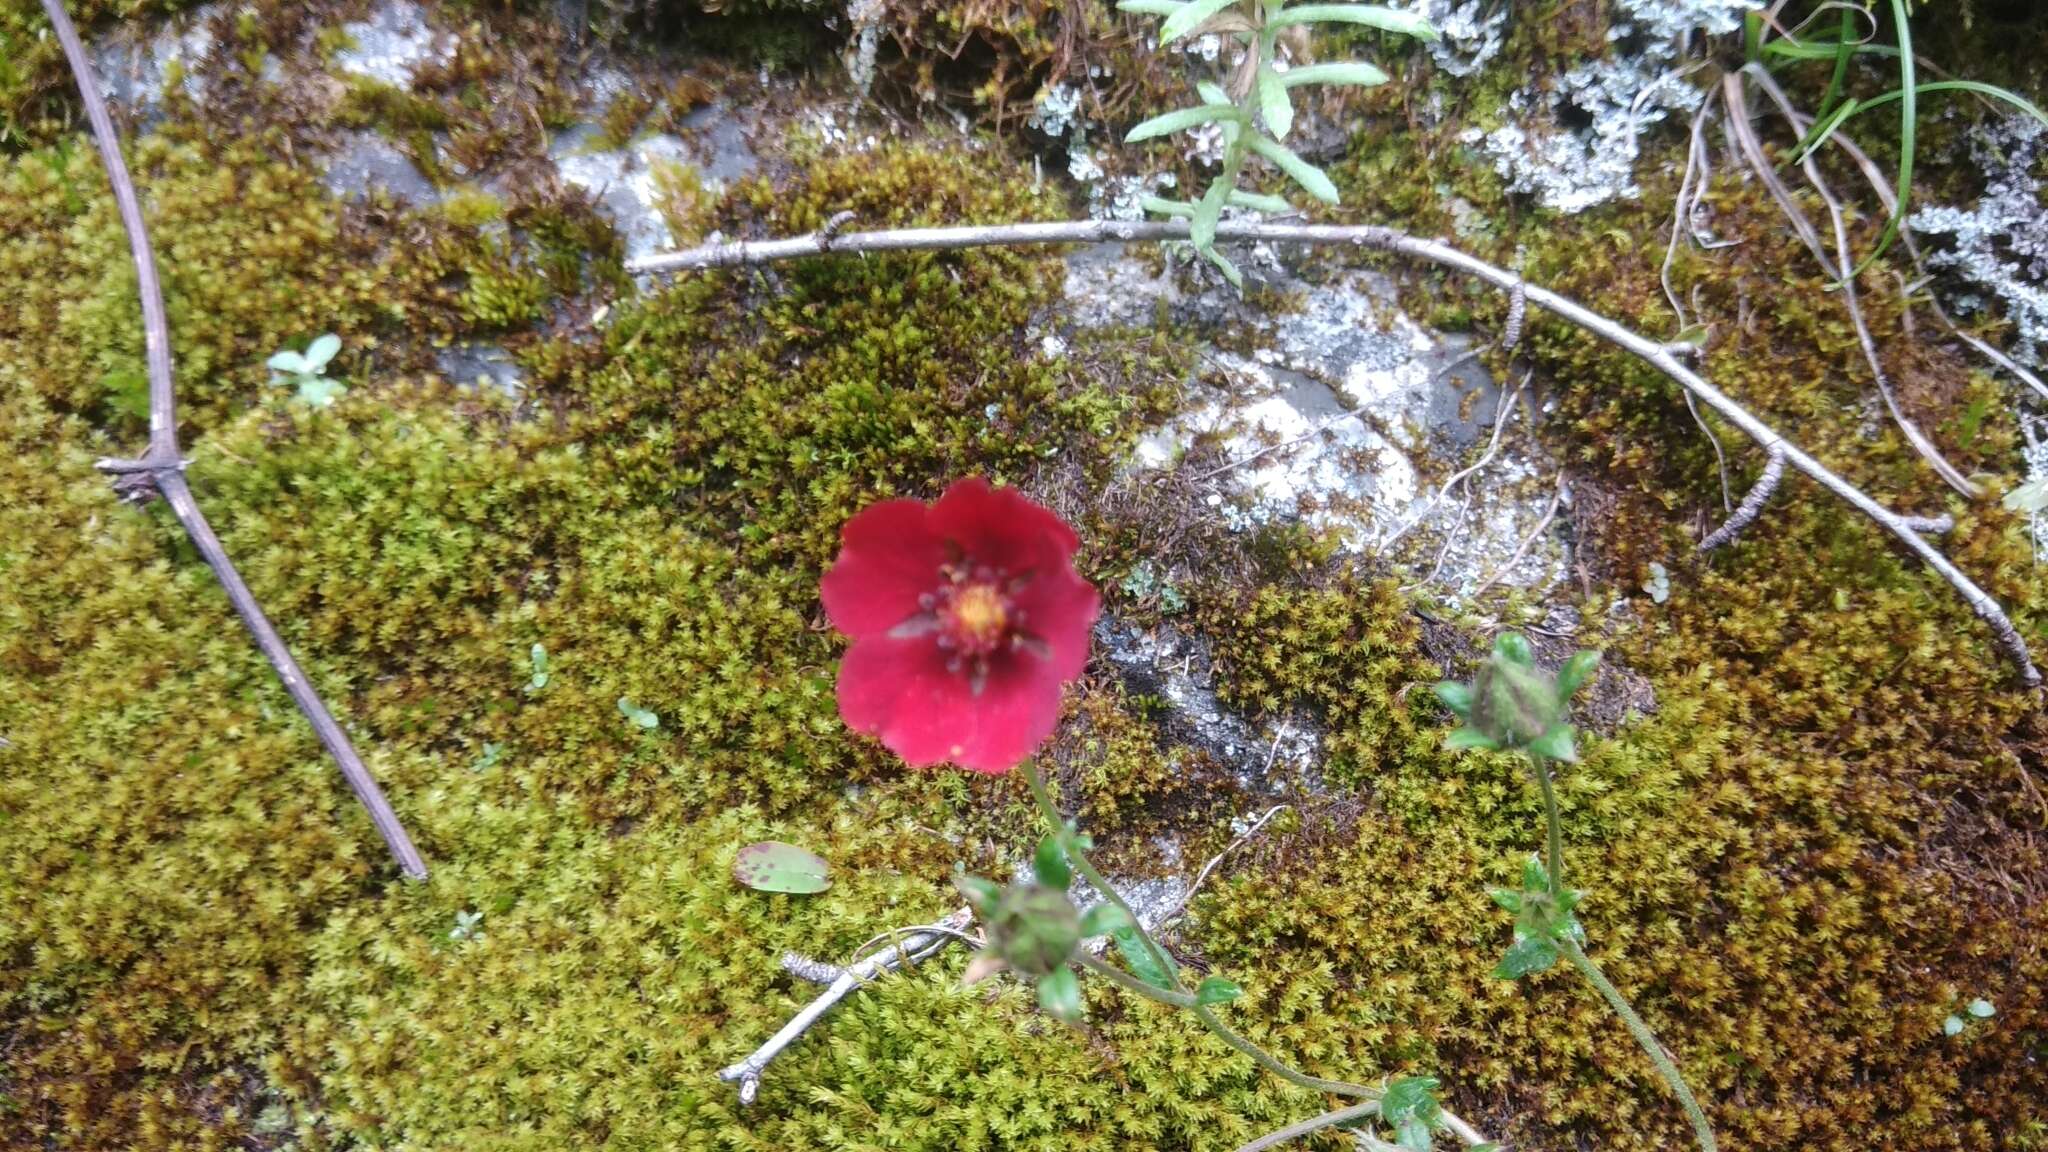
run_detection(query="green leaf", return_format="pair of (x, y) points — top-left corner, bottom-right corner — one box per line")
(1226, 189), (1293, 213)
(616, 697), (659, 730)
(1486, 886), (1522, 913)
(1206, 248), (1244, 289)
(1117, 0), (1187, 13)
(1281, 61), (1388, 88)
(1397, 1118), (1434, 1152)
(266, 350), (309, 375)
(1195, 80), (1233, 108)
(1079, 903), (1133, 937)
(1942, 1014), (1965, 1036)
(1492, 633), (1535, 666)
(1191, 175), (1231, 251)
(1671, 323), (1712, 349)
(1195, 975), (1243, 1005)
(1037, 965), (1083, 1022)
(1967, 998), (1996, 1018)
(1382, 1075), (1442, 1127)
(1555, 651), (1600, 701)
(1034, 834), (1072, 889)
(1643, 562), (1670, 604)
(1494, 935), (1558, 979)
(1256, 67), (1293, 140)
(1113, 924), (1174, 988)
(296, 376), (346, 408)
(1127, 104), (1243, 143)
(1526, 723), (1577, 763)
(1270, 4), (1438, 40)
(1433, 681), (1473, 718)
(1159, 0), (1237, 43)
(733, 841), (832, 893)
(1245, 135), (1339, 204)
(1443, 726), (1499, 751)
(530, 643), (549, 675)
(1141, 195), (1198, 218)
(2002, 477), (2048, 514)
(303, 333), (342, 371)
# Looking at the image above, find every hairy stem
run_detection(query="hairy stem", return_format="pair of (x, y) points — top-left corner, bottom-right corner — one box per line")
(1529, 751), (1566, 894)
(1558, 936), (1719, 1152)
(1230, 1101), (1381, 1152)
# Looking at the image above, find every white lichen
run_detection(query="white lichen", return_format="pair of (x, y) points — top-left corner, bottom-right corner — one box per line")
(1910, 115), (2048, 369)
(1402, 0), (1508, 78)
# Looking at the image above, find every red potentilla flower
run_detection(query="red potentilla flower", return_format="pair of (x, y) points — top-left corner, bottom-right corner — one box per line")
(821, 478), (1100, 774)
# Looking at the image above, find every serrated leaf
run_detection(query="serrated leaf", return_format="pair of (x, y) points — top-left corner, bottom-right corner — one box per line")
(1037, 965), (1083, 1022)
(1034, 833), (1072, 889)
(1526, 723), (1577, 763)
(733, 841), (832, 893)
(1159, 0), (1237, 42)
(1113, 924), (1174, 987)
(1494, 935), (1558, 979)
(616, 697), (659, 730)
(1245, 134), (1339, 204)
(1555, 650), (1600, 701)
(303, 333), (342, 371)
(1281, 61), (1389, 88)
(1126, 103), (1242, 143)
(1270, 4), (1438, 40)
(1079, 903), (1133, 937)
(1443, 726), (1499, 751)
(1256, 68), (1293, 140)
(1434, 681), (1473, 719)
(1194, 975), (1242, 1004)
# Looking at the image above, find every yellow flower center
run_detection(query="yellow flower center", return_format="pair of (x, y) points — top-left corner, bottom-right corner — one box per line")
(946, 583), (1009, 652)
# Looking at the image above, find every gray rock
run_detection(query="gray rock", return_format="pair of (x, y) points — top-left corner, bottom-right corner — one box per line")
(335, 0), (453, 86)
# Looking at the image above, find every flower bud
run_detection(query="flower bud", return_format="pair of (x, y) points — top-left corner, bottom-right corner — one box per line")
(1470, 657), (1559, 748)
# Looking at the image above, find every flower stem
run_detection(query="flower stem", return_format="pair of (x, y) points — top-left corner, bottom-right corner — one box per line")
(1527, 751), (1565, 893)
(1556, 936), (1719, 1152)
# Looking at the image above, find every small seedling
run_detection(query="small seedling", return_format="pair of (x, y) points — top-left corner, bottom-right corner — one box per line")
(525, 644), (550, 694)
(449, 909), (483, 942)
(1944, 997), (1996, 1036)
(266, 333), (346, 407)
(617, 697), (660, 730)
(1643, 562), (1671, 604)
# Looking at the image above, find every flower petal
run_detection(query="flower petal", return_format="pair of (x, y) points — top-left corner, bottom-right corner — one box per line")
(837, 636), (1068, 774)
(1011, 562), (1100, 683)
(929, 478), (1079, 573)
(821, 498), (948, 638)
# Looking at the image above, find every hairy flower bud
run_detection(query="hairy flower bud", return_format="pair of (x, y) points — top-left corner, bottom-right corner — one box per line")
(1470, 657), (1558, 748)
(984, 884), (1082, 978)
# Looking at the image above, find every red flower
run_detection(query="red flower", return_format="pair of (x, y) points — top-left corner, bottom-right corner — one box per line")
(822, 478), (1100, 774)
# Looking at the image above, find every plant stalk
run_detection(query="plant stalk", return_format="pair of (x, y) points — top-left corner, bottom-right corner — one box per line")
(1558, 936), (1719, 1152)
(1528, 751), (1566, 894)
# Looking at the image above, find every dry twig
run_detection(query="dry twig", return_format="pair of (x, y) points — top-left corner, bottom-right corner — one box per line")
(42, 0), (427, 878)
(628, 218), (2045, 685)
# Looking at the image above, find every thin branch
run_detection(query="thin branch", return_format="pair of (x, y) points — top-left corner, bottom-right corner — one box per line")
(631, 218), (2041, 685)
(1700, 448), (1786, 552)
(720, 908), (975, 1105)
(1381, 372), (1524, 554)
(1155, 804), (1289, 930)
(1731, 70), (1979, 497)
(41, 0), (428, 878)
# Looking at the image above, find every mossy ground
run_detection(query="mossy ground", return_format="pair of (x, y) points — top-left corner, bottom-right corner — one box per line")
(2, 3), (2046, 1150)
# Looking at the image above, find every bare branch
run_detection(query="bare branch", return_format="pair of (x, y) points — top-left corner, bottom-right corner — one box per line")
(719, 908), (975, 1105)
(1155, 804), (1289, 931)
(1700, 448), (1786, 552)
(42, 0), (428, 878)
(630, 218), (2044, 685)
(1471, 471), (1568, 599)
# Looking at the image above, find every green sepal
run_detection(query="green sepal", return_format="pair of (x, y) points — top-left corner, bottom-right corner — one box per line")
(1037, 965), (1083, 1022)
(1433, 681), (1473, 719)
(1492, 632), (1535, 667)
(954, 870), (1003, 912)
(1555, 650), (1600, 701)
(1526, 723), (1577, 763)
(1443, 726), (1500, 752)
(1486, 886), (1522, 913)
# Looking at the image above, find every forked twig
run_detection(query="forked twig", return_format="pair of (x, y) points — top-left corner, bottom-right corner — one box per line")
(41, 0), (427, 878)
(634, 220), (2039, 684)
